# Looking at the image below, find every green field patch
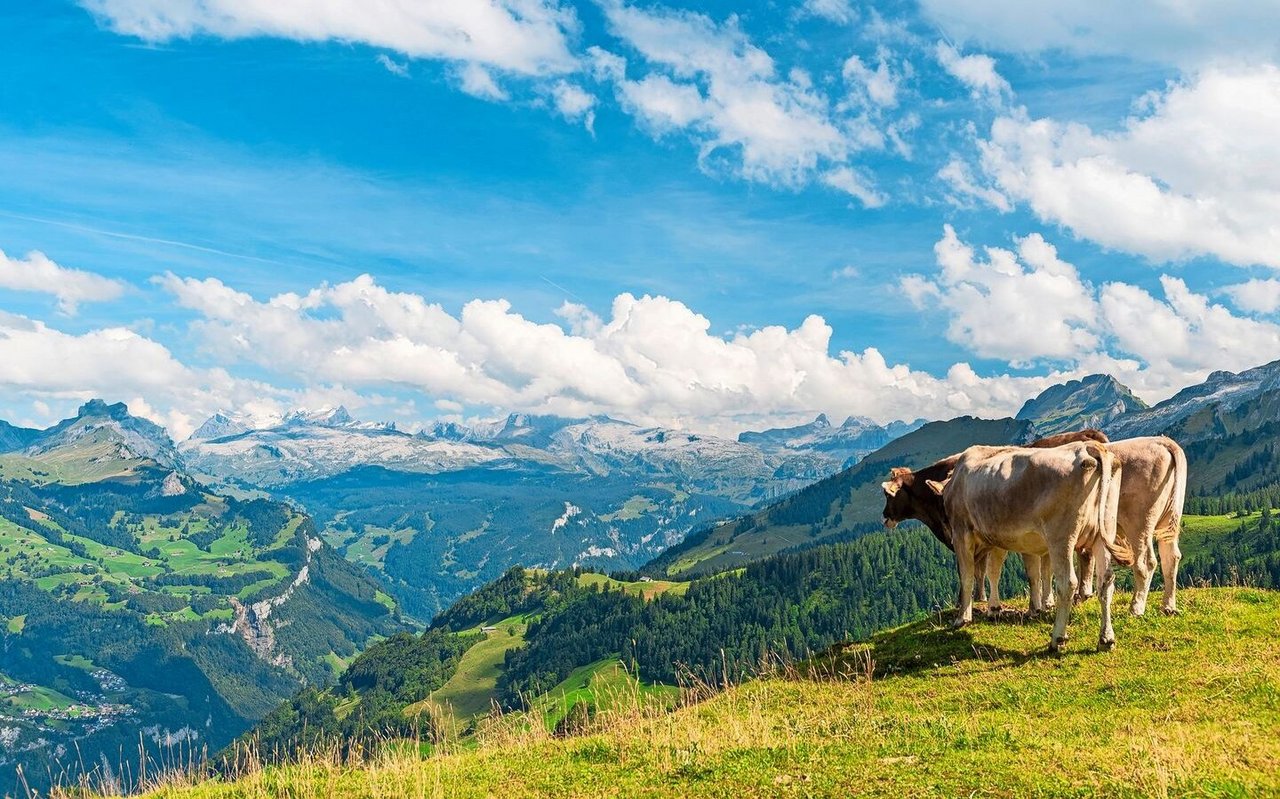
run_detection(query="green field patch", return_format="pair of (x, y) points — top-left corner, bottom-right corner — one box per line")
(344, 525), (415, 569)
(53, 654), (95, 670)
(575, 572), (690, 600)
(3, 684), (76, 712)
(531, 657), (680, 732)
(417, 618), (528, 730)
(598, 495), (659, 522)
(5, 615), (25, 634)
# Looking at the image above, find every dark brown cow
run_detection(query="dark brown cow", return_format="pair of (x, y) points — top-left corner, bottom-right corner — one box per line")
(881, 429), (1108, 613)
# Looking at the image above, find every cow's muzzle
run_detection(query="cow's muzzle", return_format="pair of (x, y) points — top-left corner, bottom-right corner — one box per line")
(883, 518), (898, 530)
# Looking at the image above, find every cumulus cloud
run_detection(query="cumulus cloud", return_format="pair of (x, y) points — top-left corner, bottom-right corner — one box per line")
(978, 66), (1280, 268)
(934, 41), (1009, 104)
(550, 81), (596, 131)
(80, 0), (579, 77)
(1223, 279), (1280, 314)
(598, 3), (905, 204)
(0, 249), (126, 314)
(0, 312), (293, 437)
(905, 226), (1280, 398)
(918, 0), (1280, 68)
(156, 271), (1067, 432)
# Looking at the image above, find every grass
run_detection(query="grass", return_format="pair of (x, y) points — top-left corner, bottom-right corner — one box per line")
(529, 657), (681, 732)
(414, 618), (529, 732)
(575, 572), (690, 599)
(119, 587), (1280, 798)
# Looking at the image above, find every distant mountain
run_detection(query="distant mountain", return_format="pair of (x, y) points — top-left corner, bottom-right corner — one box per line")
(1105, 359), (1280, 442)
(180, 408), (923, 615)
(0, 420), (38, 452)
(738, 414), (926, 475)
(1017, 374), (1147, 436)
(189, 410), (252, 441)
(26, 398), (179, 467)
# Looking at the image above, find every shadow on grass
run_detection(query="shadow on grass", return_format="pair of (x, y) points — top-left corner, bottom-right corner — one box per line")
(798, 606), (1107, 683)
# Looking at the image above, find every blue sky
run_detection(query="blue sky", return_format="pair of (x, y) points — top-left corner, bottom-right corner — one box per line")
(2, 1), (1279, 437)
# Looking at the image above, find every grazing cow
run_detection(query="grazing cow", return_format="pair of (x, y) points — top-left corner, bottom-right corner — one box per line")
(881, 429), (1108, 614)
(1071, 436), (1187, 615)
(926, 441), (1133, 652)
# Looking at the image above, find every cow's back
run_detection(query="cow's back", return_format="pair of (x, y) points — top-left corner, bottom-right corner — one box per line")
(947, 443), (1102, 540)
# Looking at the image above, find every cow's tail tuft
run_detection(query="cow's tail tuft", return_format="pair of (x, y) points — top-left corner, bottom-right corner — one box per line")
(1088, 442), (1134, 568)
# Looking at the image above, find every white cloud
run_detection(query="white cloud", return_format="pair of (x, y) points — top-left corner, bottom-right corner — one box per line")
(910, 226), (1099, 364)
(375, 54), (409, 78)
(822, 167), (886, 208)
(0, 312), (290, 438)
(905, 226), (1280, 399)
(937, 158), (1010, 211)
(802, 0), (856, 25)
(81, 0), (580, 77)
(156, 271), (1067, 432)
(842, 52), (900, 108)
(550, 81), (596, 131)
(934, 41), (1009, 104)
(599, 3), (899, 205)
(0, 249), (126, 314)
(979, 66), (1280, 268)
(1223, 279), (1280, 314)
(456, 63), (509, 101)
(918, 0), (1280, 68)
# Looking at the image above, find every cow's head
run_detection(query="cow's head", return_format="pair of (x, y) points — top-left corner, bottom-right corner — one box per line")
(881, 466), (916, 529)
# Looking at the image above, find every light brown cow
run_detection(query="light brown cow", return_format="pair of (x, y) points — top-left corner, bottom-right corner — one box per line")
(927, 441), (1133, 652)
(881, 429), (1108, 615)
(1072, 436), (1187, 615)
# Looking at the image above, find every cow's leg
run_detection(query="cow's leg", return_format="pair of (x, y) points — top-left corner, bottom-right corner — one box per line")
(1159, 537), (1182, 615)
(1048, 540), (1077, 653)
(1074, 549), (1095, 604)
(974, 547), (989, 603)
(1024, 553), (1042, 613)
(953, 535), (977, 628)
(985, 549), (1008, 617)
(1040, 555), (1055, 611)
(1129, 527), (1156, 616)
(1094, 541), (1117, 650)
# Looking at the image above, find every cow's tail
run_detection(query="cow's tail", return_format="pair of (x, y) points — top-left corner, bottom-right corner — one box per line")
(1154, 437), (1187, 545)
(1087, 442), (1134, 568)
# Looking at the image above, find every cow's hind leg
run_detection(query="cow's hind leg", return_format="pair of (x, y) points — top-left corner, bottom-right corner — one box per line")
(953, 535), (978, 628)
(1159, 537), (1182, 615)
(1094, 541), (1117, 650)
(1074, 549), (1095, 604)
(985, 549), (1008, 617)
(1024, 553), (1042, 613)
(1048, 540), (1078, 653)
(1040, 555), (1055, 611)
(1130, 528), (1157, 616)
(975, 548), (989, 603)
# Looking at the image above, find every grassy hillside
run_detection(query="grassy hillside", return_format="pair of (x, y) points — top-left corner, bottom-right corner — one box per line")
(131, 587), (1278, 798)
(648, 416), (1033, 577)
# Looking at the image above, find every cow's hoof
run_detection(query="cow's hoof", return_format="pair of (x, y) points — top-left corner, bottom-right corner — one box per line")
(1130, 604), (1147, 617)
(1098, 637), (1116, 652)
(1048, 636), (1068, 654)
(1162, 606), (1180, 616)
(951, 616), (971, 629)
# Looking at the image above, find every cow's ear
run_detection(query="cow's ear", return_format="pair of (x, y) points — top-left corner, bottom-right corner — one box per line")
(925, 479), (947, 496)
(881, 481), (900, 497)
